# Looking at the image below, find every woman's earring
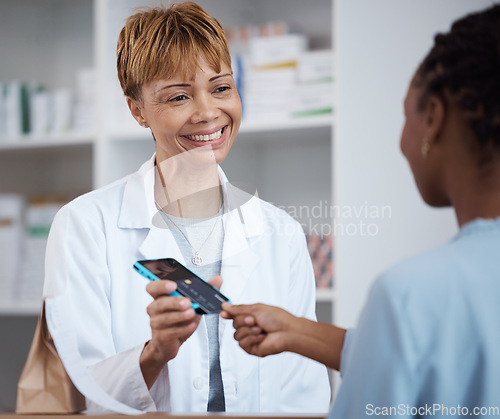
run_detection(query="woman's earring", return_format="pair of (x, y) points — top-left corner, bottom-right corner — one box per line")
(421, 137), (431, 158)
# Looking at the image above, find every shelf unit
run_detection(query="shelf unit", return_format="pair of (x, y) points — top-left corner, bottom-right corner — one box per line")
(0, 2), (335, 409)
(0, 0), (336, 319)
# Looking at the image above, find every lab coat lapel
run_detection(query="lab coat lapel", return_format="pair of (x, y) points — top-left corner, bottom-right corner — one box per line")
(218, 174), (264, 303)
(117, 155), (156, 230)
(219, 209), (259, 302)
(117, 155), (187, 265)
(218, 209), (259, 341)
(137, 219), (187, 265)
(218, 179), (266, 340)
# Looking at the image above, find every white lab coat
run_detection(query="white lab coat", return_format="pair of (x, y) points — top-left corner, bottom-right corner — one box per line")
(43, 155), (331, 414)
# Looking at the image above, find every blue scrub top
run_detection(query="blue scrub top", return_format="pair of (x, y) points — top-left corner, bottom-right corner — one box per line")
(330, 217), (500, 418)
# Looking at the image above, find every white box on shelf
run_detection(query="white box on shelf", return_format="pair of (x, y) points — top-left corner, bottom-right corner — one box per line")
(242, 66), (297, 122)
(30, 90), (52, 135)
(291, 82), (335, 118)
(297, 50), (335, 84)
(248, 34), (307, 68)
(244, 66), (297, 87)
(17, 201), (65, 304)
(51, 88), (73, 134)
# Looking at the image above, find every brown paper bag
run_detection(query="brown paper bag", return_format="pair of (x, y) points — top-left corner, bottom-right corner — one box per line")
(16, 301), (86, 413)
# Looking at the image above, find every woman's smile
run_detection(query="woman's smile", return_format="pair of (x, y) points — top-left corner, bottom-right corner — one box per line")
(182, 125), (228, 147)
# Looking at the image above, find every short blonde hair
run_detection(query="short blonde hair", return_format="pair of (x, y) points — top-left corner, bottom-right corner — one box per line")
(117, 1), (231, 101)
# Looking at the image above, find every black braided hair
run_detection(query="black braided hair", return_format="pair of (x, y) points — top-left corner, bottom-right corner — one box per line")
(415, 4), (500, 165)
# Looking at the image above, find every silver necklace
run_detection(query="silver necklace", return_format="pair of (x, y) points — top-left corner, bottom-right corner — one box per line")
(154, 198), (222, 266)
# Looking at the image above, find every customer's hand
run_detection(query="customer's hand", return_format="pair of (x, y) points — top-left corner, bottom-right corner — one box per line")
(221, 303), (296, 357)
(222, 301), (347, 370)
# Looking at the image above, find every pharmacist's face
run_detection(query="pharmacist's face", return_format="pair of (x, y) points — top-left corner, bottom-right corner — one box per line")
(128, 59), (241, 165)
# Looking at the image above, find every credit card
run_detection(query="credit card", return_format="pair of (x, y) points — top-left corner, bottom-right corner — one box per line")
(134, 258), (230, 314)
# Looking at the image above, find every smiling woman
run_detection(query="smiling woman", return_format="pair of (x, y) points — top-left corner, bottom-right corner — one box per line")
(127, 59), (241, 166)
(41, 1), (331, 415)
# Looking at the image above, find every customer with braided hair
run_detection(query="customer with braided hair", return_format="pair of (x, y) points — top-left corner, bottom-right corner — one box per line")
(222, 4), (500, 417)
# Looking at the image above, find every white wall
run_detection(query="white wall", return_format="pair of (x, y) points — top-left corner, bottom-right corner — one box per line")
(335, 0), (497, 328)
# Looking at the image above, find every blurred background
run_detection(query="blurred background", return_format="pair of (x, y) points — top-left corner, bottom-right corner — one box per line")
(0, 0), (495, 411)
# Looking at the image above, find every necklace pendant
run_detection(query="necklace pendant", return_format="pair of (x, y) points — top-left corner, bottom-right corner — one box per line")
(191, 253), (203, 266)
